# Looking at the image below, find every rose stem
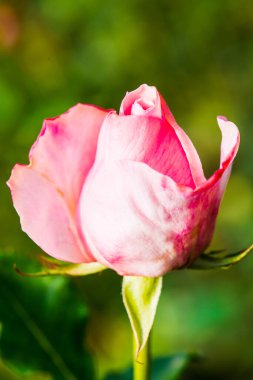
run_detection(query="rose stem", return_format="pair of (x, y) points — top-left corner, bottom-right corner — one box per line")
(133, 334), (150, 380)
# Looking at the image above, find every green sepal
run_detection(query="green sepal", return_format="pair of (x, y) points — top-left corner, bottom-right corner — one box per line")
(189, 244), (253, 270)
(122, 276), (162, 359)
(15, 258), (107, 277)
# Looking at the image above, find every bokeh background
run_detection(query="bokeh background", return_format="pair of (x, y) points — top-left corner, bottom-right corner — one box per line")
(0, 0), (253, 379)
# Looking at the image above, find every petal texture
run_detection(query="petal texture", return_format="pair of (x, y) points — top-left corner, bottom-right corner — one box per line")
(120, 84), (206, 187)
(120, 84), (161, 118)
(79, 118), (239, 277)
(160, 95), (206, 186)
(80, 160), (192, 276)
(8, 104), (109, 263)
(96, 112), (196, 188)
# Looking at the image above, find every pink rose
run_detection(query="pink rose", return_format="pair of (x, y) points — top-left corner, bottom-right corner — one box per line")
(8, 84), (239, 277)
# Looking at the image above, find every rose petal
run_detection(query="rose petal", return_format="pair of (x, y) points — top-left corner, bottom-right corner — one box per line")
(120, 84), (206, 187)
(198, 116), (240, 193)
(79, 160), (190, 276)
(159, 94), (206, 187)
(79, 119), (239, 276)
(8, 104), (109, 262)
(9, 166), (86, 262)
(96, 112), (196, 188)
(189, 117), (240, 256)
(119, 84), (161, 117)
(29, 104), (108, 207)
(218, 116), (240, 165)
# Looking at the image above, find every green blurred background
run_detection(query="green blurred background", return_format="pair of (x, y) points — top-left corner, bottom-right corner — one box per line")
(0, 0), (253, 379)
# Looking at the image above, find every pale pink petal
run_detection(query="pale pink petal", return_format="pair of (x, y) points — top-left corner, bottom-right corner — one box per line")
(79, 160), (191, 276)
(217, 116), (240, 165)
(79, 118), (239, 277)
(9, 166), (86, 262)
(96, 112), (196, 188)
(196, 116), (240, 191)
(189, 117), (240, 255)
(160, 93), (206, 186)
(196, 116), (240, 195)
(8, 104), (109, 262)
(79, 159), (206, 276)
(30, 104), (109, 208)
(119, 84), (161, 118)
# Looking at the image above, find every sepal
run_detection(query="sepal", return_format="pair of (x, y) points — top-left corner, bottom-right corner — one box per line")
(122, 276), (162, 359)
(189, 244), (253, 270)
(15, 256), (107, 277)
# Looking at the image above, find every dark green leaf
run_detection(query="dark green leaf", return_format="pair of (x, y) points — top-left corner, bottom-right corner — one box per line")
(189, 244), (253, 270)
(104, 352), (200, 380)
(0, 252), (94, 380)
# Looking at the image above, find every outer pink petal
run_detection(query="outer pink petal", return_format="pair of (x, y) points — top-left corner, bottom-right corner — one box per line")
(197, 117), (240, 193)
(189, 117), (240, 255)
(96, 112), (196, 188)
(29, 104), (109, 208)
(9, 166), (85, 262)
(79, 160), (192, 276)
(159, 93), (206, 186)
(8, 104), (109, 263)
(79, 118), (239, 277)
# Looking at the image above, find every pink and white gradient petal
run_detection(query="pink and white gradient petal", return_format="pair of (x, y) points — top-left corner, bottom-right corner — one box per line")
(8, 104), (109, 263)
(29, 104), (109, 207)
(96, 112), (196, 188)
(197, 116), (240, 194)
(9, 166), (87, 262)
(161, 95), (206, 187)
(79, 117), (240, 277)
(79, 160), (192, 276)
(120, 84), (206, 188)
(119, 84), (161, 118)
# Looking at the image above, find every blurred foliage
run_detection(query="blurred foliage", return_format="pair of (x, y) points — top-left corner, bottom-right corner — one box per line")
(0, 0), (253, 379)
(105, 353), (200, 380)
(0, 252), (94, 379)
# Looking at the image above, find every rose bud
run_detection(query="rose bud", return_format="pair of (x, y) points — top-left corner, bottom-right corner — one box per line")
(8, 84), (239, 277)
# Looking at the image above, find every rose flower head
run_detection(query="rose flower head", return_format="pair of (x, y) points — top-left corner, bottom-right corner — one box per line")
(8, 84), (239, 277)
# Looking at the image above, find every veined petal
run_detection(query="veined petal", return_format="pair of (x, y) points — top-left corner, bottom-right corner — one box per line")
(8, 104), (109, 263)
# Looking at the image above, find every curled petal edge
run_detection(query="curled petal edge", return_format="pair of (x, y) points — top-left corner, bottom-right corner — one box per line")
(195, 116), (240, 194)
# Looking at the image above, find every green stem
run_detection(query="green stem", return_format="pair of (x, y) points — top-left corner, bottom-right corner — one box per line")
(133, 334), (150, 380)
